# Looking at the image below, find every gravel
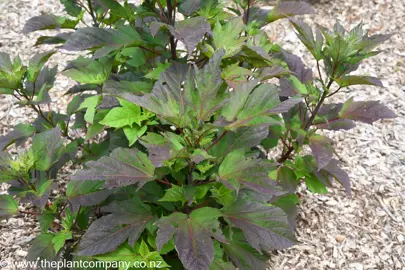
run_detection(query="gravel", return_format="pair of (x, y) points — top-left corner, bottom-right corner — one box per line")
(0, 0), (404, 269)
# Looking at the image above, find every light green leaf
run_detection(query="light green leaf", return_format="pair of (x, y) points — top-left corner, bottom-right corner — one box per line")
(124, 125), (147, 147)
(31, 127), (65, 171)
(63, 57), (112, 84)
(144, 63), (171, 80)
(100, 98), (143, 128)
(159, 185), (187, 205)
(0, 195), (19, 218)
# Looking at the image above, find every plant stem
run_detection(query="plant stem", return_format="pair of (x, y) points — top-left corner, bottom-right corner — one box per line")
(87, 0), (99, 27)
(20, 210), (40, 216)
(244, 0), (253, 24)
(156, 178), (172, 187)
(166, 0), (177, 59)
(205, 130), (228, 151)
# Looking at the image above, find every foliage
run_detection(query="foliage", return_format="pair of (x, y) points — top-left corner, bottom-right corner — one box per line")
(0, 0), (396, 269)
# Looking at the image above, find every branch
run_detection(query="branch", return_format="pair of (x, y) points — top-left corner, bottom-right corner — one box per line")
(244, 0), (253, 24)
(87, 0), (99, 27)
(156, 178), (172, 187)
(205, 130), (228, 151)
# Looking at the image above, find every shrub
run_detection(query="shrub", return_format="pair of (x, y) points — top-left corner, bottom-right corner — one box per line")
(0, 0), (396, 269)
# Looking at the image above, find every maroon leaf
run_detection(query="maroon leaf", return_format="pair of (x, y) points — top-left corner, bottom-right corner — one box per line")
(78, 198), (153, 256)
(268, 1), (315, 22)
(339, 97), (396, 124)
(71, 148), (155, 189)
(155, 207), (226, 270)
(223, 196), (297, 252)
(280, 49), (313, 83)
(321, 159), (351, 196)
(309, 134), (333, 169)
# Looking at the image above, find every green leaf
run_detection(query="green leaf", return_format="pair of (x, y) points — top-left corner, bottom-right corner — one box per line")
(213, 18), (246, 58)
(0, 53), (26, 90)
(335, 75), (383, 87)
(222, 229), (269, 270)
(77, 95), (101, 124)
(223, 195), (297, 252)
(78, 197), (153, 256)
(52, 231), (72, 253)
(31, 127), (65, 171)
(60, 0), (82, 17)
(277, 166), (300, 193)
(124, 125), (147, 147)
(27, 234), (56, 261)
(144, 62), (171, 80)
(100, 98), (143, 128)
(211, 241), (235, 270)
(305, 174), (328, 194)
(210, 184), (236, 208)
(291, 19), (323, 60)
(221, 62), (253, 88)
(27, 51), (55, 82)
(219, 149), (284, 197)
(103, 80), (153, 95)
(121, 47), (146, 68)
(71, 148), (155, 189)
(63, 57), (113, 84)
(158, 185), (187, 205)
(0, 195), (18, 218)
(155, 207), (226, 270)
(139, 239), (150, 257)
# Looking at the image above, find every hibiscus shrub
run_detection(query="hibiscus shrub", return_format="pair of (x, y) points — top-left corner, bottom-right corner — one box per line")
(0, 0), (396, 269)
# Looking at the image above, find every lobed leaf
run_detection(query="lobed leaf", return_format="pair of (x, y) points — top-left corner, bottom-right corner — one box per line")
(71, 148), (155, 189)
(23, 14), (79, 34)
(0, 195), (19, 219)
(339, 97), (396, 124)
(78, 197), (153, 256)
(155, 207), (226, 270)
(223, 196), (297, 252)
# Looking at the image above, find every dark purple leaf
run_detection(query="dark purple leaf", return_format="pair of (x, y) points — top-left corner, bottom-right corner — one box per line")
(277, 166), (300, 193)
(155, 207), (226, 270)
(362, 33), (394, 52)
(280, 49), (313, 83)
(339, 97), (396, 124)
(0, 123), (35, 150)
(23, 14), (78, 34)
(209, 125), (269, 158)
(71, 148), (155, 189)
(178, 0), (200, 16)
(78, 198), (153, 256)
(321, 159), (351, 196)
(62, 26), (141, 51)
(267, 1), (315, 22)
(66, 180), (112, 212)
(260, 65), (290, 81)
(309, 134), (333, 169)
(279, 78), (298, 97)
(267, 96), (303, 114)
(241, 45), (272, 67)
(27, 234), (56, 261)
(172, 17), (211, 56)
(223, 196), (297, 252)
